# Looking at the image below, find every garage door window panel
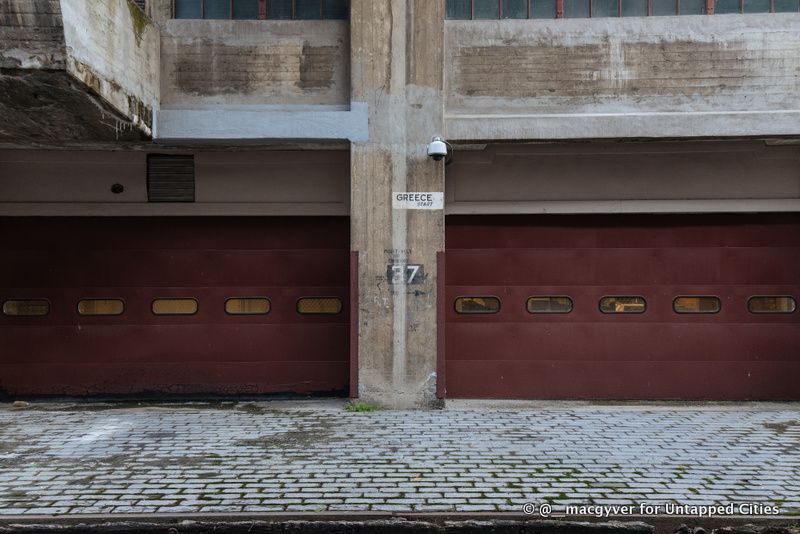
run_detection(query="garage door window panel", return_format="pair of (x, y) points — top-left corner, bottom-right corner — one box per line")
(77, 299), (125, 316)
(748, 296), (796, 314)
(297, 297), (343, 315)
(2, 299), (50, 317)
(527, 296), (573, 314)
(673, 296), (721, 314)
(599, 296), (646, 314)
(152, 298), (199, 316)
(454, 296), (501, 314)
(225, 297), (271, 315)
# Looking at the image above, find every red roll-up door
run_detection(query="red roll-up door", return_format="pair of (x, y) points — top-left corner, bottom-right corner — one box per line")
(445, 214), (800, 400)
(0, 217), (350, 397)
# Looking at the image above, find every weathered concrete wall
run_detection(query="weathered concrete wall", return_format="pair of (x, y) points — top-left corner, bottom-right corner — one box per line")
(351, 0), (445, 408)
(0, 0), (154, 145)
(444, 15), (800, 140)
(60, 0), (160, 135)
(0, 0), (65, 69)
(160, 20), (349, 108)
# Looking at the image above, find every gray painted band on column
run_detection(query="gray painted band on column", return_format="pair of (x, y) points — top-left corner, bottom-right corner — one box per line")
(154, 102), (369, 142)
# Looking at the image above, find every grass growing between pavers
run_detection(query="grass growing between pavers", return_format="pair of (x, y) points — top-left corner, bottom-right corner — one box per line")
(345, 401), (383, 413)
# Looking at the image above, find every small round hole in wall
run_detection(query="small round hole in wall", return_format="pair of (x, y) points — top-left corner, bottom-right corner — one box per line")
(111, 183), (125, 194)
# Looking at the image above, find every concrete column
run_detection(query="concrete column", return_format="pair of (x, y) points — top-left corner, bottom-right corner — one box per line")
(350, 0), (445, 408)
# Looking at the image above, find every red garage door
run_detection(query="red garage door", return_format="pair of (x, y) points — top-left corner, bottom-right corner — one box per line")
(445, 214), (800, 400)
(0, 217), (350, 397)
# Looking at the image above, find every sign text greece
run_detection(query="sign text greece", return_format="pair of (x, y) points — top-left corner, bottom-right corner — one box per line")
(392, 192), (444, 210)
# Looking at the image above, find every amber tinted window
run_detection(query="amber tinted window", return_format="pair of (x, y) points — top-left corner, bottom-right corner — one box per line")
(78, 299), (125, 316)
(225, 297), (271, 315)
(152, 298), (198, 315)
(297, 297), (343, 315)
(599, 296), (646, 314)
(673, 296), (721, 314)
(527, 296), (573, 314)
(748, 296), (796, 314)
(454, 296), (501, 314)
(2, 299), (49, 317)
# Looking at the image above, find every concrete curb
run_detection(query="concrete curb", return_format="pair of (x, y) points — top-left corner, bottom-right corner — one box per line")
(0, 514), (797, 534)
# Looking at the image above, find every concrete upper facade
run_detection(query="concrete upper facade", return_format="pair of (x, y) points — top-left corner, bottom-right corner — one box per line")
(444, 15), (800, 140)
(3, 0), (800, 146)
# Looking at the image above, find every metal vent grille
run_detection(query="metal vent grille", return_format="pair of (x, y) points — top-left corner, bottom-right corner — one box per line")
(147, 154), (195, 202)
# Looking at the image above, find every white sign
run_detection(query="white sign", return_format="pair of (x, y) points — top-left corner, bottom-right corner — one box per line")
(392, 192), (444, 210)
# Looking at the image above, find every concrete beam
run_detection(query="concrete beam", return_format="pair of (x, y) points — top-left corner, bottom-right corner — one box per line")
(154, 103), (369, 142)
(0, 69), (149, 146)
(445, 110), (800, 141)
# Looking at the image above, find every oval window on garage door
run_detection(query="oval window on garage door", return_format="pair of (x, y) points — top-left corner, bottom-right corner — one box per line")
(152, 298), (198, 315)
(2, 299), (50, 317)
(748, 296), (796, 314)
(225, 297), (270, 315)
(297, 297), (343, 315)
(599, 296), (646, 314)
(527, 296), (573, 314)
(78, 299), (125, 316)
(673, 296), (721, 314)
(454, 296), (501, 314)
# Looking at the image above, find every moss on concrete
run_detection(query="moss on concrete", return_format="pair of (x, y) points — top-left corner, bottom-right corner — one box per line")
(125, 0), (151, 46)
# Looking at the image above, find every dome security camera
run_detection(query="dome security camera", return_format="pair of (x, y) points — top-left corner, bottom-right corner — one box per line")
(427, 137), (449, 161)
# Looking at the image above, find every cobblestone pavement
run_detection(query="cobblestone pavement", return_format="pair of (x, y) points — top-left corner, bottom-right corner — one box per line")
(0, 401), (798, 516)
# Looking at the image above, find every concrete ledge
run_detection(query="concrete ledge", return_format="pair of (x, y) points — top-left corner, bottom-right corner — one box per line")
(445, 111), (800, 142)
(155, 103), (369, 142)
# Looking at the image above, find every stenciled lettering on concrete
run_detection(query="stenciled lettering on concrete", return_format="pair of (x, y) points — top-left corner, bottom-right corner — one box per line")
(392, 192), (444, 210)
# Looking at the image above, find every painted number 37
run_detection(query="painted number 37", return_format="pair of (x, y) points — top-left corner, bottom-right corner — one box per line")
(387, 264), (424, 285)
